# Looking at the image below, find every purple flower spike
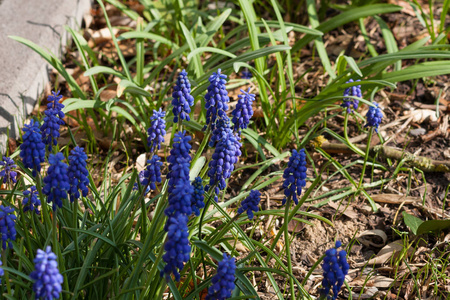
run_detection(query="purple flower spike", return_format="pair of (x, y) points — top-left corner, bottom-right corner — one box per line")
(320, 241), (349, 300)
(30, 246), (64, 300)
(0, 205), (16, 250)
(20, 119), (46, 177)
(161, 214), (191, 282)
(191, 177), (205, 216)
(204, 69), (230, 132)
(231, 88), (255, 134)
(206, 253), (236, 300)
(241, 69), (252, 79)
(23, 186), (41, 215)
(0, 156), (17, 185)
(365, 102), (383, 132)
(172, 70), (194, 123)
(68, 146), (90, 202)
(282, 149), (307, 205)
(43, 153), (70, 211)
(341, 79), (362, 113)
(142, 155), (163, 191)
(40, 91), (65, 151)
(147, 109), (166, 152)
(237, 189), (261, 219)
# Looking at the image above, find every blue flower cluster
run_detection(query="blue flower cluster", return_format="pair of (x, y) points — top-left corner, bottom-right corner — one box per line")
(172, 70), (194, 123)
(165, 131), (193, 217)
(0, 156), (17, 185)
(241, 69), (252, 79)
(341, 79), (362, 113)
(365, 102), (383, 132)
(0, 205), (16, 250)
(282, 149), (307, 205)
(321, 241), (349, 300)
(20, 120), (46, 176)
(206, 253), (236, 300)
(43, 153), (70, 211)
(204, 69), (230, 132)
(147, 109), (166, 152)
(40, 91), (65, 151)
(68, 146), (89, 203)
(30, 246), (64, 300)
(209, 116), (232, 147)
(206, 130), (241, 202)
(141, 155), (163, 191)
(191, 176), (205, 216)
(23, 186), (41, 215)
(237, 190), (261, 219)
(232, 88), (255, 134)
(133, 170), (151, 194)
(161, 214), (191, 282)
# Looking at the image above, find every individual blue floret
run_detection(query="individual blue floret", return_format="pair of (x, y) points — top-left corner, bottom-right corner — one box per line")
(206, 253), (236, 300)
(172, 70), (194, 123)
(205, 130), (241, 202)
(365, 102), (383, 133)
(0, 205), (16, 250)
(232, 88), (255, 134)
(161, 214), (191, 282)
(166, 131), (193, 217)
(147, 108), (166, 152)
(20, 119), (46, 176)
(237, 189), (261, 219)
(40, 91), (65, 151)
(141, 155), (163, 191)
(68, 146), (89, 202)
(0, 156), (17, 185)
(30, 246), (64, 300)
(43, 153), (70, 211)
(204, 69), (230, 132)
(320, 241), (349, 300)
(282, 149), (307, 205)
(191, 177), (205, 216)
(341, 79), (361, 113)
(23, 186), (41, 215)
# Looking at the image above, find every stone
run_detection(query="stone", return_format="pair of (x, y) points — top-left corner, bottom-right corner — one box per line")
(0, 0), (91, 151)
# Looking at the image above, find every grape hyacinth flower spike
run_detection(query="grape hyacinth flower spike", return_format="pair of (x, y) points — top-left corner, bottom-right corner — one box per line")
(282, 149), (307, 205)
(40, 90), (65, 151)
(365, 102), (383, 132)
(237, 189), (261, 219)
(141, 155), (163, 191)
(147, 108), (166, 152)
(161, 214), (191, 281)
(20, 119), (46, 176)
(241, 69), (252, 79)
(206, 253), (236, 300)
(68, 146), (89, 202)
(232, 88), (255, 134)
(204, 69), (230, 132)
(23, 186), (41, 215)
(172, 69), (194, 124)
(0, 156), (17, 185)
(43, 153), (70, 211)
(191, 176), (205, 216)
(133, 170), (151, 195)
(30, 246), (64, 300)
(320, 241), (349, 300)
(0, 205), (16, 249)
(341, 79), (361, 113)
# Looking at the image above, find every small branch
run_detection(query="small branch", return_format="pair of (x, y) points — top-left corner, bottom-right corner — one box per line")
(319, 142), (450, 172)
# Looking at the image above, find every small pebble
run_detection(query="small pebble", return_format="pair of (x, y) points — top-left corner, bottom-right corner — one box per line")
(410, 128), (426, 136)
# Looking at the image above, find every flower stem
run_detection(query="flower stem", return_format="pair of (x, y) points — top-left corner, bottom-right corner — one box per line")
(358, 128), (373, 189)
(2, 249), (11, 295)
(343, 113), (365, 157)
(284, 197), (295, 299)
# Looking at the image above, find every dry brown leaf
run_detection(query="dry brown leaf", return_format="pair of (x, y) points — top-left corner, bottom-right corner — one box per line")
(328, 201), (359, 219)
(355, 240), (404, 266)
(405, 109), (438, 123)
(357, 230), (388, 248)
(371, 194), (421, 205)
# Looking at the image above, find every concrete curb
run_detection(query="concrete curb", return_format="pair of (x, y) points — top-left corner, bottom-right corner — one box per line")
(0, 0), (92, 151)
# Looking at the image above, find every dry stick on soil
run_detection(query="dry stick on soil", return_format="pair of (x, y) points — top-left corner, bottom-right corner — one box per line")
(319, 142), (450, 172)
